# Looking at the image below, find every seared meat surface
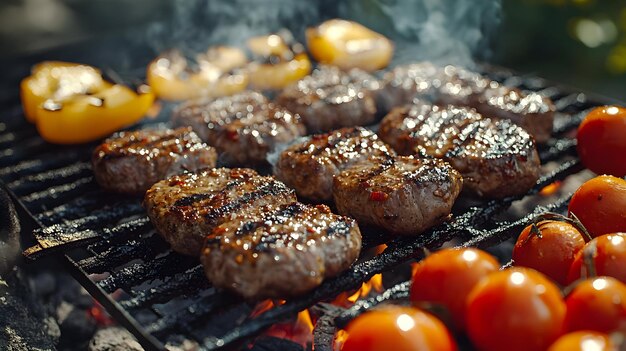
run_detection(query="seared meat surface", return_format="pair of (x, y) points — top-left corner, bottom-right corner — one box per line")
(144, 168), (296, 256)
(172, 91), (305, 166)
(379, 102), (541, 198)
(92, 127), (217, 194)
(382, 63), (555, 142)
(201, 202), (362, 299)
(276, 65), (378, 133)
(274, 127), (396, 202)
(471, 86), (555, 143)
(333, 156), (462, 235)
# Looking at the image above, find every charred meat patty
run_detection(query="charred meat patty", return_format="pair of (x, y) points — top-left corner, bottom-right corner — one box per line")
(382, 63), (555, 142)
(276, 65), (378, 133)
(274, 127), (396, 202)
(172, 91), (305, 166)
(201, 202), (362, 299)
(379, 102), (541, 198)
(144, 168), (297, 256)
(92, 127), (217, 194)
(333, 156), (462, 235)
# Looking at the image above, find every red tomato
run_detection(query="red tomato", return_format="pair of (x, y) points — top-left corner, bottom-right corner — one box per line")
(565, 276), (626, 333)
(568, 175), (626, 237)
(410, 248), (499, 330)
(577, 106), (626, 177)
(341, 306), (458, 351)
(547, 331), (617, 351)
(567, 233), (626, 284)
(513, 220), (587, 285)
(466, 267), (566, 351)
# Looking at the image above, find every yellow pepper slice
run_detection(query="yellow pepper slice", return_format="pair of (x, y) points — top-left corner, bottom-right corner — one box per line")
(20, 61), (155, 144)
(246, 33), (312, 90)
(36, 84), (155, 144)
(20, 61), (107, 123)
(307, 19), (394, 71)
(146, 47), (248, 101)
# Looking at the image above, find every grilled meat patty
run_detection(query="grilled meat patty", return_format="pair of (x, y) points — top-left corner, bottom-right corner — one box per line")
(333, 156), (462, 235)
(92, 127), (217, 194)
(378, 102), (541, 198)
(172, 91), (305, 166)
(274, 127), (396, 202)
(382, 63), (555, 142)
(144, 168), (297, 256)
(201, 202), (362, 299)
(276, 65), (378, 133)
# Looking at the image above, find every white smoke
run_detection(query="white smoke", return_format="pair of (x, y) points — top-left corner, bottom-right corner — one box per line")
(140, 0), (501, 67)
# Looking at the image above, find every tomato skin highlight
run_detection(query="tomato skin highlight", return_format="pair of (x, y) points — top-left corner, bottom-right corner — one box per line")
(567, 233), (626, 285)
(547, 331), (616, 351)
(410, 248), (499, 330)
(341, 306), (457, 351)
(465, 267), (566, 351)
(568, 175), (626, 238)
(513, 220), (586, 285)
(576, 106), (626, 177)
(564, 276), (626, 333)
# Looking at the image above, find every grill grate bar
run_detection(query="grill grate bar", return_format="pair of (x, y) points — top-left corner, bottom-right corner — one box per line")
(97, 253), (198, 294)
(8, 162), (92, 196)
(145, 292), (242, 337)
(120, 265), (209, 311)
(34, 193), (120, 226)
(78, 226), (160, 273)
(20, 176), (96, 209)
(32, 202), (145, 248)
(0, 149), (90, 182)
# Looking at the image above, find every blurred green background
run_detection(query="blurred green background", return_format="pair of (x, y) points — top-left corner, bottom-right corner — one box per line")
(0, 0), (624, 100)
(496, 0), (626, 100)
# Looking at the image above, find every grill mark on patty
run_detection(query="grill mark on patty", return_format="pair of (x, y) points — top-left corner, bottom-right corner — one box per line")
(202, 180), (294, 222)
(172, 179), (245, 207)
(101, 132), (184, 160)
(353, 157), (396, 185)
(234, 202), (308, 237)
(293, 127), (367, 155)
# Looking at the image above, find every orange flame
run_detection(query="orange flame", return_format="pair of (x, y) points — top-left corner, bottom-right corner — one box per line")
(334, 329), (349, 351)
(262, 309), (314, 348)
(332, 273), (384, 307)
(251, 299), (286, 318)
(539, 180), (562, 196)
(374, 244), (387, 255)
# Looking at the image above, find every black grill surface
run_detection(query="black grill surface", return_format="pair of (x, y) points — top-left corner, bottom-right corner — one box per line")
(0, 63), (615, 350)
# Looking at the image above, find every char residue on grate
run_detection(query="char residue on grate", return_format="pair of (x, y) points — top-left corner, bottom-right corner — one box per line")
(0, 67), (612, 351)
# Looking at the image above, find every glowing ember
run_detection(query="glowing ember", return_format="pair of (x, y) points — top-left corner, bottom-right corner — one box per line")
(88, 300), (114, 326)
(539, 180), (562, 196)
(375, 244), (387, 255)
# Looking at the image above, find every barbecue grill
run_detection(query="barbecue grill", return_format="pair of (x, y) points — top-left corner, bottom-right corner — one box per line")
(1, 4), (623, 350)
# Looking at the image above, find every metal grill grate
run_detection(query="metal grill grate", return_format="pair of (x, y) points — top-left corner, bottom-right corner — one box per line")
(0, 65), (615, 351)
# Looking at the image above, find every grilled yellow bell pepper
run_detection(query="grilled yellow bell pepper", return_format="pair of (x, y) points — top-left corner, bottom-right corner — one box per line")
(20, 61), (155, 144)
(307, 19), (394, 71)
(246, 33), (312, 90)
(146, 47), (248, 101)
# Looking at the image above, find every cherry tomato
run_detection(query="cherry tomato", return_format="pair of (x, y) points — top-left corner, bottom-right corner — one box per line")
(410, 248), (499, 330)
(547, 331), (617, 351)
(466, 267), (566, 351)
(577, 106), (626, 177)
(341, 306), (458, 351)
(513, 219), (587, 285)
(564, 276), (626, 333)
(568, 175), (626, 238)
(567, 233), (626, 285)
